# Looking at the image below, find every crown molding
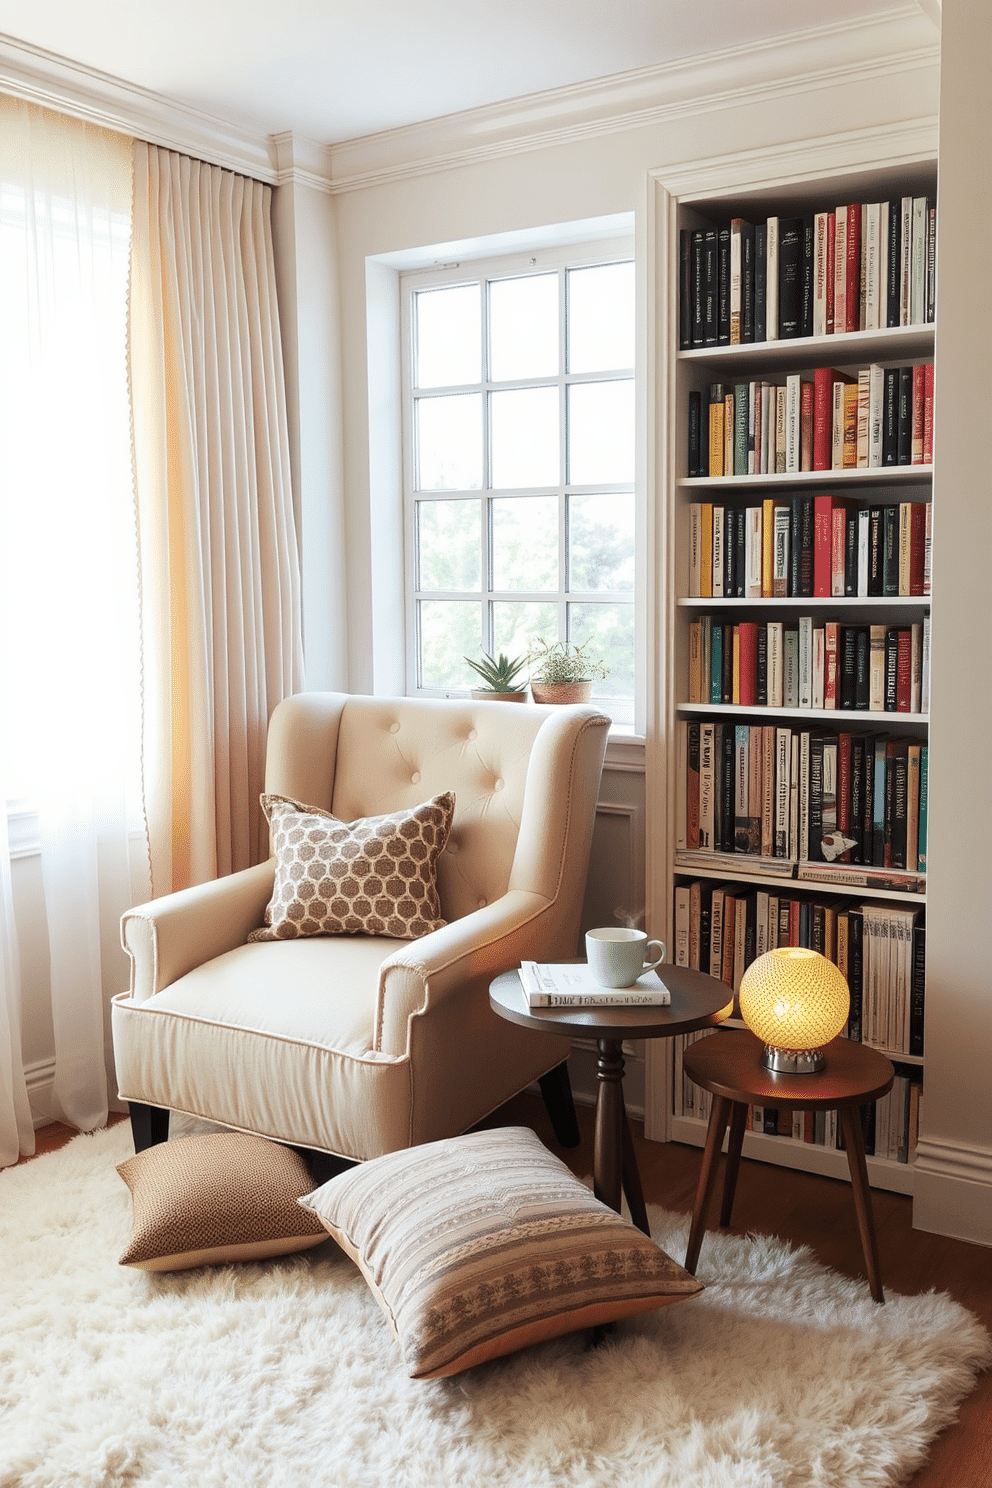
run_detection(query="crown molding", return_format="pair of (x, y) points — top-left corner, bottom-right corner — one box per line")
(324, 7), (938, 193)
(649, 116), (939, 202)
(271, 132), (336, 195)
(0, 29), (276, 181)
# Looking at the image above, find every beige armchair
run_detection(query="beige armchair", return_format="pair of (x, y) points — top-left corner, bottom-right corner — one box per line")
(112, 692), (610, 1170)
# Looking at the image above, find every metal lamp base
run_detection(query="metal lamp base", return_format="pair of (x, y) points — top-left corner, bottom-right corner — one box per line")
(761, 1044), (826, 1075)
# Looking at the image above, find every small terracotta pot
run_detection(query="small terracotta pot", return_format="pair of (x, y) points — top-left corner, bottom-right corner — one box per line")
(530, 680), (594, 705)
(470, 689), (528, 702)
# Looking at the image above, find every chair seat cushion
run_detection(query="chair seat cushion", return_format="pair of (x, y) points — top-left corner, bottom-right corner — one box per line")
(249, 792), (454, 942)
(300, 1126), (704, 1379)
(112, 937), (418, 1159)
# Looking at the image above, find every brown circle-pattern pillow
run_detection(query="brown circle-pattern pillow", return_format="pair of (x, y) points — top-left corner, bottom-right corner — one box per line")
(249, 791), (454, 942)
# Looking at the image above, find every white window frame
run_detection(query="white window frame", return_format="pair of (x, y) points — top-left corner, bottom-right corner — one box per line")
(399, 236), (636, 722)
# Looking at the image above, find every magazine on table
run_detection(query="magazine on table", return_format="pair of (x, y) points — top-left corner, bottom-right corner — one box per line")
(518, 960), (671, 1008)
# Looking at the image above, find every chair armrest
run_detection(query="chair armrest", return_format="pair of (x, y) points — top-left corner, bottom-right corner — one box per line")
(374, 888), (563, 1055)
(120, 861), (275, 1001)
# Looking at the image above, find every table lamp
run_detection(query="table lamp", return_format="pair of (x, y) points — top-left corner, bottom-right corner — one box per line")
(738, 947), (850, 1074)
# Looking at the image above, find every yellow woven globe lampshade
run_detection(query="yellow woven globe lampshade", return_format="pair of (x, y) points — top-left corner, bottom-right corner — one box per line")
(738, 947), (850, 1074)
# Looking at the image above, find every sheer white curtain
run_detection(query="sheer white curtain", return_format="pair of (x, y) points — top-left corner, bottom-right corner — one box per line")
(0, 99), (149, 1155)
(129, 143), (304, 893)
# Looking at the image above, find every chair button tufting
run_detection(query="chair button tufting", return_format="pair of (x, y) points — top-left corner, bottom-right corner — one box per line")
(411, 770), (421, 784)
(467, 729), (478, 741)
(494, 778), (504, 790)
(478, 898), (487, 909)
(389, 722), (400, 734)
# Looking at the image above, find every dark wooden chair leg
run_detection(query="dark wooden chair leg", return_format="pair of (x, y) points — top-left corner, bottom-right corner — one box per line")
(299, 1148), (357, 1187)
(128, 1101), (170, 1152)
(538, 1059), (581, 1148)
(720, 1100), (749, 1228)
(683, 1093), (733, 1275)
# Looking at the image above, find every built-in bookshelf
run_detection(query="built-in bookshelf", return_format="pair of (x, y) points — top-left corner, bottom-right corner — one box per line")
(655, 147), (938, 1197)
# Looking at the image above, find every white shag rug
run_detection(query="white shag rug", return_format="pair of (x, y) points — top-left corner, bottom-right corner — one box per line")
(1, 1125), (989, 1488)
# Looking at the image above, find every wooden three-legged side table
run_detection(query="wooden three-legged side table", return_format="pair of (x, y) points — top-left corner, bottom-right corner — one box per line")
(681, 1029), (895, 1303)
(489, 966), (733, 1235)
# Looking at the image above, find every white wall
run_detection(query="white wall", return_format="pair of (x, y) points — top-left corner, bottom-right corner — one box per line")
(912, 0), (992, 1244)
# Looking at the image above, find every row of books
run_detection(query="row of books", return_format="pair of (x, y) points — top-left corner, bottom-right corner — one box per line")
(675, 718), (928, 873)
(687, 496), (931, 600)
(687, 362), (933, 478)
(671, 880), (926, 1056)
(687, 616), (929, 716)
(679, 195), (936, 350)
(674, 1031), (923, 1164)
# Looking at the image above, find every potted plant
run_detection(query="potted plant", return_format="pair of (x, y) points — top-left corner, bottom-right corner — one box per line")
(527, 637), (609, 705)
(465, 650), (529, 701)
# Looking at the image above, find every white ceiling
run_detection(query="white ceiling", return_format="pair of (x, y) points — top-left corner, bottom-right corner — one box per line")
(0, 1), (938, 145)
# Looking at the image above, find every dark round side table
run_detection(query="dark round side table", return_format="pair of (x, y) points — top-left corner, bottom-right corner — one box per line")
(681, 1029), (895, 1302)
(489, 966), (733, 1236)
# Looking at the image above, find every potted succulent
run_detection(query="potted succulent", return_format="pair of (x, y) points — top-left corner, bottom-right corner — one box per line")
(465, 650), (529, 701)
(527, 637), (609, 705)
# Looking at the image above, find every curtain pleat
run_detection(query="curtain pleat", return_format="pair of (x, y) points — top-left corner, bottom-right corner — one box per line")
(129, 144), (304, 892)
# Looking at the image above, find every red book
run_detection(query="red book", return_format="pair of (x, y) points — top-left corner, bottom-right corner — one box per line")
(825, 213), (836, 335)
(909, 502), (927, 595)
(837, 732), (852, 862)
(831, 507), (846, 597)
(912, 363), (926, 464)
(923, 362), (935, 463)
(813, 367), (834, 470)
(737, 621), (759, 706)
(824, 621), (840, 708)
(814, 494), (835, 596)
(896, 628), (912, 711)
(844, 203), (861, 332)
(800, 379), (814, 471)
(789, 899), (801, 946)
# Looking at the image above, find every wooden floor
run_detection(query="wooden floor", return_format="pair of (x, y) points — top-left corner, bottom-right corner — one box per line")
(20, 1101), (992, 1486)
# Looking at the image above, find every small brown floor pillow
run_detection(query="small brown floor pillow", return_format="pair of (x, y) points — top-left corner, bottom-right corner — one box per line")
(299, 1126), (703, 1379)
(117, 1131), (328, 1272)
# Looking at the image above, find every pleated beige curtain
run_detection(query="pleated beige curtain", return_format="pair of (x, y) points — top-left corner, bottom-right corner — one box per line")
(129, 143), (304, 893)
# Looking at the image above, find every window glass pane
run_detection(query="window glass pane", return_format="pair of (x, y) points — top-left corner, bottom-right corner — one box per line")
(415, 284), (480, 388)
(492, 496), (558, 591)
(416, 393), (482, 491)
(492, 601), (558, 669)
(488, 274), (558, 382)
(569, 492), (634, 592)
(568, 602), (635, 705)
(567, 261), (634, 374)
(418, 600), (481, 688)
(490, 386), (559, 489)
(417, 500), (481, 591)
(567, 379), (634, 486)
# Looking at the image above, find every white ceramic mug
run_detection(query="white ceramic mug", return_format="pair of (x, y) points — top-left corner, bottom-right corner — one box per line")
(585, 927), (667, 989)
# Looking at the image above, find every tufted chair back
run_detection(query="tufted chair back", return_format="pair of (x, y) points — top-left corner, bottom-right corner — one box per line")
(264, 692), (601, 928)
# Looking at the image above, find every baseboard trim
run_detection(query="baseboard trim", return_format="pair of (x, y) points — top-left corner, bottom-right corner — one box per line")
(913, 1136), (992, 1247)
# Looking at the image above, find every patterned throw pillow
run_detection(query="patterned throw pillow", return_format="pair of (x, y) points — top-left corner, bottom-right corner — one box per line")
(299, 1126), (703, 1379)
(249, 791), (454, 942)
(117, 1132), (328, 1271)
